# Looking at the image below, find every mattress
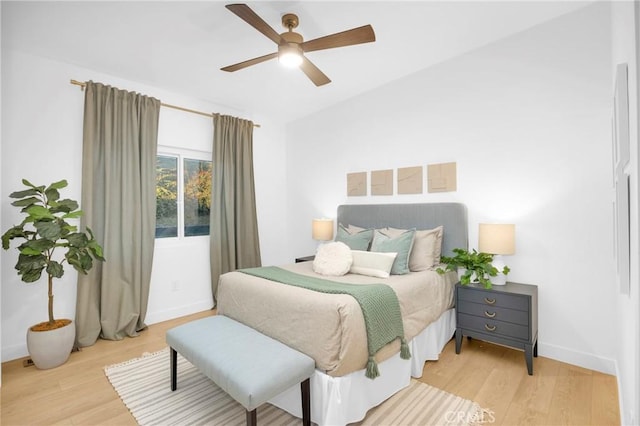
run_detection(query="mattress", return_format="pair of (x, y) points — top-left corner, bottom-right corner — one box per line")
(217, 261), (457, 377)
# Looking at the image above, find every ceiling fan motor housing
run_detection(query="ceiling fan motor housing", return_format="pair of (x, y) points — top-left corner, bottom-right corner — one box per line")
(280, 12), (303, 52)
(280, 31), (303, 45)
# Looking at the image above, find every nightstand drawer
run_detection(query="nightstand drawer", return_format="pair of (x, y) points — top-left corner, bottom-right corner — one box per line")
(458, 313), (529, 340)
(457, 288), (529, 311)
(457, 300), (529, 326)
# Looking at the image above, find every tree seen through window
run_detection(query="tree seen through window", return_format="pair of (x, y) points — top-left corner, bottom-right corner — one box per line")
(155, 155), (212, 238)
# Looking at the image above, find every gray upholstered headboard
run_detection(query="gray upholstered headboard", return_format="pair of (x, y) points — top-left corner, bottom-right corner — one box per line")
(337, 203), (468, 257)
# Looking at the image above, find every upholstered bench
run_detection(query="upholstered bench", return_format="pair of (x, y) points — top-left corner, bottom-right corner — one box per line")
(166, 315), (315, 426)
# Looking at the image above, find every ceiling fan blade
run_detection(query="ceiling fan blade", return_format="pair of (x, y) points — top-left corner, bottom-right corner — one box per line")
(301, 25), (375, 53)
(226, 4), (283, 45)
(221, 52), (278, 72)
(299, 56), (331, 86)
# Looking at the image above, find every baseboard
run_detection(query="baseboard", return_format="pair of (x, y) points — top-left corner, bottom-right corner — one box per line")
(144, 301), (214, 326)
(1, 302), (214, 363)
(2, 343), (29, 363)
(539, 341), (616, 375)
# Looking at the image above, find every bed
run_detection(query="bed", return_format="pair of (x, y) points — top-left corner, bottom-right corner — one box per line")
(217, 203), (468, 426)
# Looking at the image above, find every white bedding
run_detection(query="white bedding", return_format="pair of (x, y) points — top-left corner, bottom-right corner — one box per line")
(217, 262), (456, 377)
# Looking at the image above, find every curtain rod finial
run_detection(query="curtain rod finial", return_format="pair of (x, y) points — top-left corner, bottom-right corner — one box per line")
(70, 79), (86, 91)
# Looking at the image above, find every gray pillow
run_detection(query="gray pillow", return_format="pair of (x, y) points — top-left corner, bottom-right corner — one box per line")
(335, 225), (373, 251)
(371, 229), (415, 275)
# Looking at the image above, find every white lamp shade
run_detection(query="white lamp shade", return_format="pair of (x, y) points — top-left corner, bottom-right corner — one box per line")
(312, 219), (334, 241)
(478, 223), (515, 255)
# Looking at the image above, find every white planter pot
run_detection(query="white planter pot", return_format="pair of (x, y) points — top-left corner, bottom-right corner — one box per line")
(458, 268), (480, 283)
(26, 320), (75, 369)
(457, 268), (467, 282)
(490, 273), (508, 285)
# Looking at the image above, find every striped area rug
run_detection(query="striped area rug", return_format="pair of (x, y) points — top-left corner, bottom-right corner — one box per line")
(105, 348), (484, 426)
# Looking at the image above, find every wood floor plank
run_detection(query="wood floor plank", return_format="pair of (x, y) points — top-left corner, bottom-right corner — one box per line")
(69, 398), (137, 426)
(546, 362), (594, 425)
(592, 372), (621, 426)
(473, 361), (524, 424)
(511, 354), (560, 414)
(1, 310), (620, 426)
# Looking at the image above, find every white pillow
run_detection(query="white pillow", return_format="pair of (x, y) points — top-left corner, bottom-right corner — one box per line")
(350, 250), (397, 278)
(347, 224), (367, 234)
(313, 242), (353, 276)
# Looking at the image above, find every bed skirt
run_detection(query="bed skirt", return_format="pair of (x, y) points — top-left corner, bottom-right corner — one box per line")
(268, 308), (456, 426)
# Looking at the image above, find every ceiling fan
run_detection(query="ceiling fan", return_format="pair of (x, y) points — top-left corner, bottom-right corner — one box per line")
(221, 3), (376, 86)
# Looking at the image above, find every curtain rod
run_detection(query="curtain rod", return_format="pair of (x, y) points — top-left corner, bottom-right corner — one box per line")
(69, 79), (260, 128)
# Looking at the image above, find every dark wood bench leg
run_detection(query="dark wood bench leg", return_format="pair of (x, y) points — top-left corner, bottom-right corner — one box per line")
(246, 409), (256, 426)
(170, 347), (177, 391)
(301, 378), (311, 426)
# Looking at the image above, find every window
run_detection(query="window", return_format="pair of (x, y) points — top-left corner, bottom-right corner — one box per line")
(156, 155), (178, 238)
(155, 153), (212, 238)
(183, 159), (212, 236)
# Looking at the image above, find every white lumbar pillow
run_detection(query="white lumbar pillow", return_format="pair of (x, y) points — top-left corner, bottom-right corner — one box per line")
(350, 250), (397, 278)
(313, 241), (353, 276)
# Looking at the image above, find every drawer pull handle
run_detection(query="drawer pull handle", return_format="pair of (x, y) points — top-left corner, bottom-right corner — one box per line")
(484, 297), (496, 305)
(485, 324), (497, 332)
(484, 311), (496, 318)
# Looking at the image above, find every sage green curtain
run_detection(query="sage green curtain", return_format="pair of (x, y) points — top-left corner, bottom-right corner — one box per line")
(76, 81), (160, 346)
(210, 114), (262, 306)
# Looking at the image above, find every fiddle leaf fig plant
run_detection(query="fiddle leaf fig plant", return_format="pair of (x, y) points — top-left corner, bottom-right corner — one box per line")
(2, 179), (105, 328)
(436, 248), (510, 289)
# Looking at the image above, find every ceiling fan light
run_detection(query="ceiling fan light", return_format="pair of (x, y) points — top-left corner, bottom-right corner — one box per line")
(279, 52), (303, 68)
(278, 45), (303, 68)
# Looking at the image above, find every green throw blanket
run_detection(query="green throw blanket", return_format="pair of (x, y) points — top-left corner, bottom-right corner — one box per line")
(238, 266), (410, 379)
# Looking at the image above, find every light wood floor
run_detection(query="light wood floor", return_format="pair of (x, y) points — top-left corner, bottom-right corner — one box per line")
(1, 310), (620, 425)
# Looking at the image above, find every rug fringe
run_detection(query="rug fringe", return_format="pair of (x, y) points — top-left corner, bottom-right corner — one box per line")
(104, 347), (168, 372)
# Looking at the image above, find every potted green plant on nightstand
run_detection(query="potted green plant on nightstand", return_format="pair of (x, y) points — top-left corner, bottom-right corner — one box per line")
(436, 248), (510, 289)
(2, 179), (105, 369)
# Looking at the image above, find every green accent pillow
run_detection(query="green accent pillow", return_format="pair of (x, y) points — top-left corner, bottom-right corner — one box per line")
(371, 229), (415, 275)
(335, 225), (373, 251)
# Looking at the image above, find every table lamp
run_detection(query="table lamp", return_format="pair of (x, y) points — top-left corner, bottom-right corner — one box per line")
(312, 218), (334, 242)
(478, 223), (515, 285)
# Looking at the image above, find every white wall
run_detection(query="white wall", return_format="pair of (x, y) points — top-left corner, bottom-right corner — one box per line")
(0, 0), (3, 386)
(0, 50), (289, 361)
(611, 2), (640, 424)
(287, 2), (616, 375)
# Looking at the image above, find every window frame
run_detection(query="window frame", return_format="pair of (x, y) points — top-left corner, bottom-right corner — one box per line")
(155, 145), (212, 243)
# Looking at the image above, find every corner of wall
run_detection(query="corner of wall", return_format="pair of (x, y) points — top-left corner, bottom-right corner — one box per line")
(0, 93), (3, 382)
(611, 1), (640, 425)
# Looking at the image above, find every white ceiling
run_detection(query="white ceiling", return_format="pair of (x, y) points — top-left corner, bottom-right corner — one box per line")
(2, 1), (591, 124)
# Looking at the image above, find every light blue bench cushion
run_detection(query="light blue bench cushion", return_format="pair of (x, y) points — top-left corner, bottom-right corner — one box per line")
(166, 315), (315, 411)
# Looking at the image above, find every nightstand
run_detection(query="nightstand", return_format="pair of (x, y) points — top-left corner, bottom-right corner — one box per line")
(455, 282), (538, 375)
(295, 255), (315, 263)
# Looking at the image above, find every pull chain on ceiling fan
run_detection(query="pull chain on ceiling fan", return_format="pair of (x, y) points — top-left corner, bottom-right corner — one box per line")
(220, 3), (376, 86)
